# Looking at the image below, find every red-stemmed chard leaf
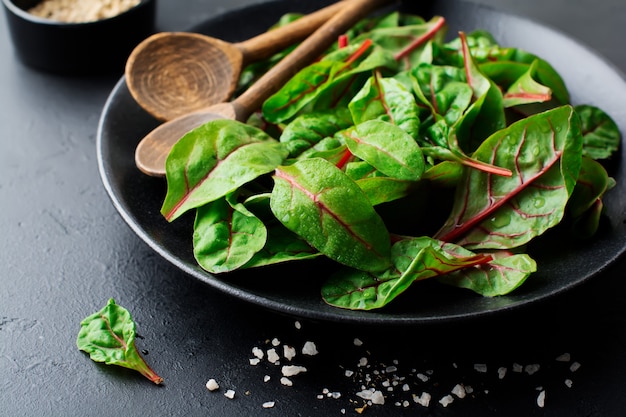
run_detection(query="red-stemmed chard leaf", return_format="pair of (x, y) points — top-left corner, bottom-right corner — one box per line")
(270, 158), (391, 272)
(502, 59), (552, 107)
(193, 194), (267, 273)
(434, 105), (583, 250)
(574, 104), (621, 160)
(321, 236), (534, 310)
(161, 119), (288, 222)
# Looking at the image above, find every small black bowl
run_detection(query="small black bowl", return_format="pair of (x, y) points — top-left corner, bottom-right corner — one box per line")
(1, 0), (156, 74)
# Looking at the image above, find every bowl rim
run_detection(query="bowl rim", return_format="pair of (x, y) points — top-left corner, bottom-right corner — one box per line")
(2, 0), (154, 26)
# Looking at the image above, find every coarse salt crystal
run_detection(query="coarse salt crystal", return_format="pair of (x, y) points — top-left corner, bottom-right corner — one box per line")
(263, 375), (271, 383)
(294, 321), (301, 330)
(267, 348), (280, 364)
(249, 358), (261, 366)
(262, 401), (275, 408)
(359, 357), (368, 367)
(513, 363), (523, 373)
(556, 352), (571, 362)
(282, 365), (307, 377)
(525, 364), (541, 375)
(402, 400), (410, 407)
(302, 341), (319, 356)
(565, 379), (573, 388)
(439, 394), (454, 407)
(345, 370), (354, 377)
(498, 367), (507, 379)
(385, 365), (398, 373)
(570, 361), (581, 372)
(452, 384), (466, 399)
(252, 347), (264, 359)
(354, 338), (363, 346)
(224, 389), (235, 399)
(414, 392), (431, 407)
(416, 373), (429, 382)
(474, 363), (487, 373)
(537, 390), (546, 408)
(271, 338), (281, 346)
(280, 377), (293, 386)
(402, 383), (410, 392)
(205, 379), (219, 391)
(283, 345), (296, 361)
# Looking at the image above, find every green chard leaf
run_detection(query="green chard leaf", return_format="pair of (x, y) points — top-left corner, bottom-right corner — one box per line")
(322, 237), (534, 310)
(270, 158), (391, 272)
(502, 59), (552, 108)
(435, 105), (583, 249)
(340, 120), (425, 181)
(575, 104), (621, 160)
(77, 299), (163, 385)
(161, 119), (288, 222)
(193, 194), (267, 273)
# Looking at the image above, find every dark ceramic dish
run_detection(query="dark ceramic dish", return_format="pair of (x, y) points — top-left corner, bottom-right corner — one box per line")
(97, 0), (626, 325)
(1, 0), (156, 74)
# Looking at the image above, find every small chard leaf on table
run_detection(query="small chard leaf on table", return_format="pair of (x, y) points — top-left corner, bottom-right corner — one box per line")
(270, 158), (391, 272)
(160, 119), (288, 222)
(435, 105), (583, 250)
(76, 299), (163, 385)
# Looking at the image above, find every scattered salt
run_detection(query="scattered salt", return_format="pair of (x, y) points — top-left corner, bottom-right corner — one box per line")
(537, 390), (546, 408)
(565, 379), (573, 388)
(271, 338), (281, 347)
(525, 364), (541, 375)
(267, 348), (280, 364)
(249, 358), (261, 366)
(359, 357), (368, 367)
(224, 389), (235, 399)
(205, 379), (219, 391)
(302, 341), (319, 356)
(252, 347), (264, 359)
(556, 353), (571, 362)
(570, 362), (581, 372)
(283, 345), (296, 361)
(357, 388), (385, 404)
(263, 375), (271, 383)
(385, 365), (398, 373)
(345, 370), (354, 377)
(262, 401), (275, 408)
(402, 383), (410, 392)
(439, 394), (454, 407)
(416, 373), (429, 382)
(353, 338), (363, 346)
(498, 367), (507, 379)
(294, 321), (301, 330)
(452, 384), (466, 399)
(282, 365), (307, 377)
(513, 363), (524, 373)
(414, 392), (431, 407)
(474, 363), (487, 373)
(280, 377), (293, 386)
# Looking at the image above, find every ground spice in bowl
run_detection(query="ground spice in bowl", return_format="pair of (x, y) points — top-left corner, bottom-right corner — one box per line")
(27, 0), (141, 23)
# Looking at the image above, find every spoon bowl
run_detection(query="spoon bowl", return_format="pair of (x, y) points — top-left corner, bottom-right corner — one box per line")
(125, 1), (346, 122)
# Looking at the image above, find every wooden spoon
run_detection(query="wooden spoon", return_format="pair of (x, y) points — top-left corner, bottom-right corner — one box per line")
(135, 0), (395, 177)
(125, 1), (347, 122)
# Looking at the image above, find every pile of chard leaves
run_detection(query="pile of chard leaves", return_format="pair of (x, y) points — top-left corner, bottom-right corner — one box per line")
(159, 11), (620, 311)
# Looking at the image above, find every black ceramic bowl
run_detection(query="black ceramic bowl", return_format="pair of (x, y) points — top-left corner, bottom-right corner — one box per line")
(1, 0), (156, 74)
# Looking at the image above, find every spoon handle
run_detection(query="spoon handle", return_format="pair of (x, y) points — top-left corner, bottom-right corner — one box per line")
(232, 0), (396, 121)
(236, 0), (348, 64)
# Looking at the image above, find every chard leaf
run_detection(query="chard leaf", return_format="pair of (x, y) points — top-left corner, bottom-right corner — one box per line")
(438, 252), (537, 296)
(356, 176), (415, 205)
(243, 224), (321, 269)
(349, 72), (420, 137)
(341, 120), (425, 181)
(502, 60), (552, 107)
(193, 194), (267, 274)
(77, 299), (163, 385)
(574, 104), (621, 160)
(279, 108), (353, 158)
(435, 105), (583, 249)
(161, 120), (288, 222)
(322, 237), (494, 310)
(270, 158), (391, 272)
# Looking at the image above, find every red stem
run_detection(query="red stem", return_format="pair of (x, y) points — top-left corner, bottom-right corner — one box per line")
(394, 17), (446, 61)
